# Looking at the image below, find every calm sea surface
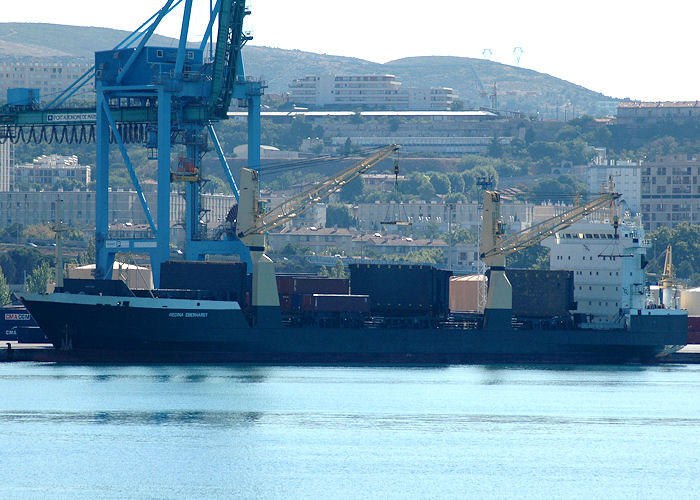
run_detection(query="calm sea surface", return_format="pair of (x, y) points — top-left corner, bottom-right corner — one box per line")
(0, 362), (698, 499)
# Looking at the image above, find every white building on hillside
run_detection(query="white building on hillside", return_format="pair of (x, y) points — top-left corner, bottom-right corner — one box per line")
(289, 74), (458, 110)
(0, 58), (93, 105)
(14, 154), (91, 188)
(586, 150), (642, 214)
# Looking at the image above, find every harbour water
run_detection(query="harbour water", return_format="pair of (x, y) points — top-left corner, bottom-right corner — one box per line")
(0, 363), (699, 499)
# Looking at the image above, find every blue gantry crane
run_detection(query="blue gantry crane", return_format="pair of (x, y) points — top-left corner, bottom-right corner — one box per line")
(0, 0), (262, 287)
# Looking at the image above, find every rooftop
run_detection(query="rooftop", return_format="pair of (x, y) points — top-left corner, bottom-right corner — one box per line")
(618, 101), (700, 109)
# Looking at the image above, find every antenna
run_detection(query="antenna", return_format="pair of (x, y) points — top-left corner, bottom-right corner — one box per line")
(513, 46), (524, 65)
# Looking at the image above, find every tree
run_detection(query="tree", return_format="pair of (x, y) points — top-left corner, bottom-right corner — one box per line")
(278, 243), (312, 256)
(429, 172), (451, 195)
(452, 228), (479, 244)
(330, 259), (347, 278)
(343, 137), (353, 155)
(417, 179), (436, 201)
(0, 268), (10, 305)
(78, 238), (96, 266)
(338, 176), (364, 203)
(24, 223), (54, 241)
(487, 136), (503, 157)
(0, 247), (50, 284)
(524, 127), (536, 144)
(644, 136), (680, 157)
(507, 245), (550, 270)
(320, 261), (346, 278)
(201, 176), (232, 194)
(522, 174), (586, 204)
(26, 261), (53, 293)
(2, 223), (25, 243)
(325, 203), (354, 228)
(444, 192), (467, 203)
(447, 172), (465, 194)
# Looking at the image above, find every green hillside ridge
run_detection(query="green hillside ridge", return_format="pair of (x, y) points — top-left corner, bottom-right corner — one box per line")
(0, 23), (615, 116)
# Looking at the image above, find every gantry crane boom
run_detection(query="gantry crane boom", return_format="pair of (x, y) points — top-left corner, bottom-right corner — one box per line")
(239, 144), (400, 237)
(210, 0), (252, 118)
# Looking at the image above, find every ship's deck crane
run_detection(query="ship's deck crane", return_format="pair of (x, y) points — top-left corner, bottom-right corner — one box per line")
(240, 145), (400, 237)
(0, 0), (261, 287)
(479, 190), (621, 329)
(232, 145), (400, 325)
(660, 244), (679, 309)
(660, 245), (674, 288)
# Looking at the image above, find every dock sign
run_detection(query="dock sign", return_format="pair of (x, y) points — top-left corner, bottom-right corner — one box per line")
(46, 113), (96, 123)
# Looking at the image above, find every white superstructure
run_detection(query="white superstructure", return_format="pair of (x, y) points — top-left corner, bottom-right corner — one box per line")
(542, 216), (648, 329)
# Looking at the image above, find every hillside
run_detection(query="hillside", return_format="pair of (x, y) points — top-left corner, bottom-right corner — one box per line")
(0, 23), (180, 58)
(0, 23), (614, 116)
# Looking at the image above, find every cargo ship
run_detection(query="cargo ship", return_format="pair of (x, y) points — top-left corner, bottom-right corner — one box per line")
(18, 259), (686, 364)
(18, 189), (688, 364)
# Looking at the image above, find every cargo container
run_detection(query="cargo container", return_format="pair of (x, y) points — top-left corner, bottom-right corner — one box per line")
(301, 294), (370, 313)
(506, 269), (575, 318)
(449, 275), (486, 312)
(349, 264), (451, 317)
(276, 276), (349, 295)
(160, 261), (247, 301)
(279, 294), (294, 314)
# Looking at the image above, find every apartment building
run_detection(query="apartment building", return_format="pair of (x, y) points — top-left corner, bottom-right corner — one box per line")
(289, 74), (458, 110)
(617, 101), (700, 126)
(639, 154), (700, 230)
(586, 151), (642, 214)
(0, 58), (93, 104)
(267, 227), (481, 272)
(354, 200), (534, 233)
(14, 154), (91, 188)
(0, 190), (236, 231)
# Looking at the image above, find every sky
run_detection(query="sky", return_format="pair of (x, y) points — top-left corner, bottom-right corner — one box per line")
(3, 0), (699, 101)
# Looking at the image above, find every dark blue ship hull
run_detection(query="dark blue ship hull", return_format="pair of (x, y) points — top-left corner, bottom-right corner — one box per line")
(19, 291), (687, 364)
